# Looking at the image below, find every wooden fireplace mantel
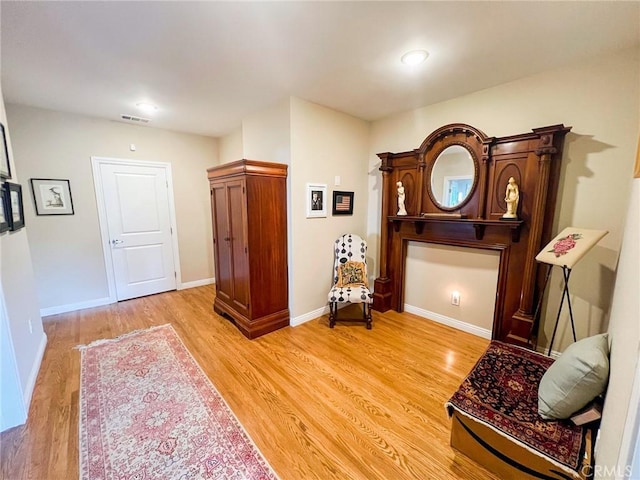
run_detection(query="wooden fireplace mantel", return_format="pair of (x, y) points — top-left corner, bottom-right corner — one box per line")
(373, 123), (571, 348)
(388, 216), (524, 242)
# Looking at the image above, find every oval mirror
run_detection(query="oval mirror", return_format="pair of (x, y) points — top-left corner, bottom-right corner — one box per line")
(430, 145), (475, 209)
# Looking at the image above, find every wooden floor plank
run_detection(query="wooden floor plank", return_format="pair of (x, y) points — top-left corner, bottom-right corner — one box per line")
(0, 285), (499, 479)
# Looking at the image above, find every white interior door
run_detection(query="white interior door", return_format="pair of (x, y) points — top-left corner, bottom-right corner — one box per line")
(99, 162), (177, 301)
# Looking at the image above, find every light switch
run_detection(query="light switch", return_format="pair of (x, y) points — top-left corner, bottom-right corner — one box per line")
(334, 175), (341, 186)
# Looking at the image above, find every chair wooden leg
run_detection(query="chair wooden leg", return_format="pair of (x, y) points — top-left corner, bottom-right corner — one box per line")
(330, 302), (371, 329)
(364, 303), (372, 329)
(329, 302), (336, 328)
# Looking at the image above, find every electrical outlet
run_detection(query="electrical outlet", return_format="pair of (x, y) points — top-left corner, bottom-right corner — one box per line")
(451, 291), (460, 306)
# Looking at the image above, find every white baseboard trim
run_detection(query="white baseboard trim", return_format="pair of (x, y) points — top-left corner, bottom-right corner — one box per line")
(535, 345), (562, 359)
(291, 305), (330, 327)
(39, 279), (217, 317)
(40, 296), (114, 317)
(291, 303), (357, 327)
(404, 304), (492, 340)
(22, 332), (47, 409)
(178, 277), (215, 290)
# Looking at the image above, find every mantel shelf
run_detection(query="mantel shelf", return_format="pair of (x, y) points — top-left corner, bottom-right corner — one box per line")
(388, 216), (524, 242)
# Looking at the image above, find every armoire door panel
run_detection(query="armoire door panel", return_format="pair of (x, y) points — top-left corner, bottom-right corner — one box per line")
(211, 182), (233, 305)
(227, 180), (249, 317)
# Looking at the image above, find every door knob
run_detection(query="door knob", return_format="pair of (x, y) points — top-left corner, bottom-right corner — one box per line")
(111, 239), (124, 245)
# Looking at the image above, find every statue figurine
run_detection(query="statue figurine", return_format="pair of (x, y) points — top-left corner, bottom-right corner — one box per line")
(502, 177), (519, 219)
(397, 181), (407, 216)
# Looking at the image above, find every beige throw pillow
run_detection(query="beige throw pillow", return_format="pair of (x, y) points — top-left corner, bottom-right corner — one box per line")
(335, 261), (369, 288)
(538, 333), (610, 420)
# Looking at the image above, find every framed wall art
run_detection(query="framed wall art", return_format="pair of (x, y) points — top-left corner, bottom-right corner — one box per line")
(0, 183), (9, 233)
(0, 123), (11, 179)
(332, 190), (354, 215)
(5, 182), (25, 231)
(30, 178), (75, 215)
(306, 183), (327, 218)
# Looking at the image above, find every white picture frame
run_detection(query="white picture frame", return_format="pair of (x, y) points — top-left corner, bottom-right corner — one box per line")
(306, 183), (327, 218)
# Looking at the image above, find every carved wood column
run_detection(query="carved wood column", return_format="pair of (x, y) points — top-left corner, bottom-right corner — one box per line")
(373, 153), (394, 311)
(416, 150), (426, 215)
(510, 132), (556, 341)
(478, 139), (494, 218)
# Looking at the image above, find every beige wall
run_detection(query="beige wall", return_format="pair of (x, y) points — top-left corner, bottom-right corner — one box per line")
(6, 105), (218, 311)
(242, 100), (291, 165)
(290, 97), (370, 319)
(218, 127), (243, 164)
(368, 47), (640, 352)
(0, 84), (47, 429)
(231, 97), (370, 320)
(405, 243), (499, 333)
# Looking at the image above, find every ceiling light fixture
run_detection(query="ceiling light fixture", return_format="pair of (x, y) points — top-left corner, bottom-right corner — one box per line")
(401, 50), (429, 66)
(136, 102), (158, 113)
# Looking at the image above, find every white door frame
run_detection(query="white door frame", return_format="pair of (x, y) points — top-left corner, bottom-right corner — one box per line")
(0, 294), (27, 432)
(619, 356), (640, 478)
(91, 156), (182, 303)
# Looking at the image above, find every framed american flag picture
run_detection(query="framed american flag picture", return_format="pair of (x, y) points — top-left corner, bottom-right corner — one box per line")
(332, 190), (354, 215)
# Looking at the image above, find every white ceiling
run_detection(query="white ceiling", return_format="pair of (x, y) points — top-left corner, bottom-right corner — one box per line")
(2, 1), (639, 138)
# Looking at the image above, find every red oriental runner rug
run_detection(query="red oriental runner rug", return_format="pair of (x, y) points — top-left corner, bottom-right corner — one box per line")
(78, 324), (278, 480)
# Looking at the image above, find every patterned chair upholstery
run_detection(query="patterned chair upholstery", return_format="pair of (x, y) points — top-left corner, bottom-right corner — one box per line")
(327, 234), (373, 329)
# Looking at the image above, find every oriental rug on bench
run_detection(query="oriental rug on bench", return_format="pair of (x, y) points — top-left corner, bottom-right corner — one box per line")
(446, 341), (591, 479)
(78, 324), (278, 480)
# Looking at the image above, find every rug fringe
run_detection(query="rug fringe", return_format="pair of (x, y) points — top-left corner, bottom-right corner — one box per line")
(75, 324), (171, 350)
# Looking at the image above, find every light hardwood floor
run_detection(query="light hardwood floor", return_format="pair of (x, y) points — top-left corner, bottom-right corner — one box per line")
(0, 285), (500, 479)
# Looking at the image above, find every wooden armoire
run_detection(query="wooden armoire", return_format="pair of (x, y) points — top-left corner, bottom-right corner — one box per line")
(207, 159), (289, 339)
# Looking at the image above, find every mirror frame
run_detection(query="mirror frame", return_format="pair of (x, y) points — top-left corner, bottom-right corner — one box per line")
(426, 141), (479, 211)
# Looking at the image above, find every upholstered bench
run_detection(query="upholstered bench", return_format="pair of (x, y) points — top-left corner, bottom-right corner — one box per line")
(446, 341), (596, 480)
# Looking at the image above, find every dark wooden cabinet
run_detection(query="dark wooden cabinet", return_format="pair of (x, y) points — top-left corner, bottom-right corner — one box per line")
(207, 159), (289, 339)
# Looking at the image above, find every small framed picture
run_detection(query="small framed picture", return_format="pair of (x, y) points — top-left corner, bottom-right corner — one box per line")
(5, 182), (25, 231)
(0, 123), (11, 179)
(332, 191), (354, 215)
(0, 183), (9, 233)
(306, 183), (327, 218)
(30, 178), (75, 215)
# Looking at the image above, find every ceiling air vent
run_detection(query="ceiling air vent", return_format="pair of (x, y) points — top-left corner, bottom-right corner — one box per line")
(120, 114), (151, 124)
